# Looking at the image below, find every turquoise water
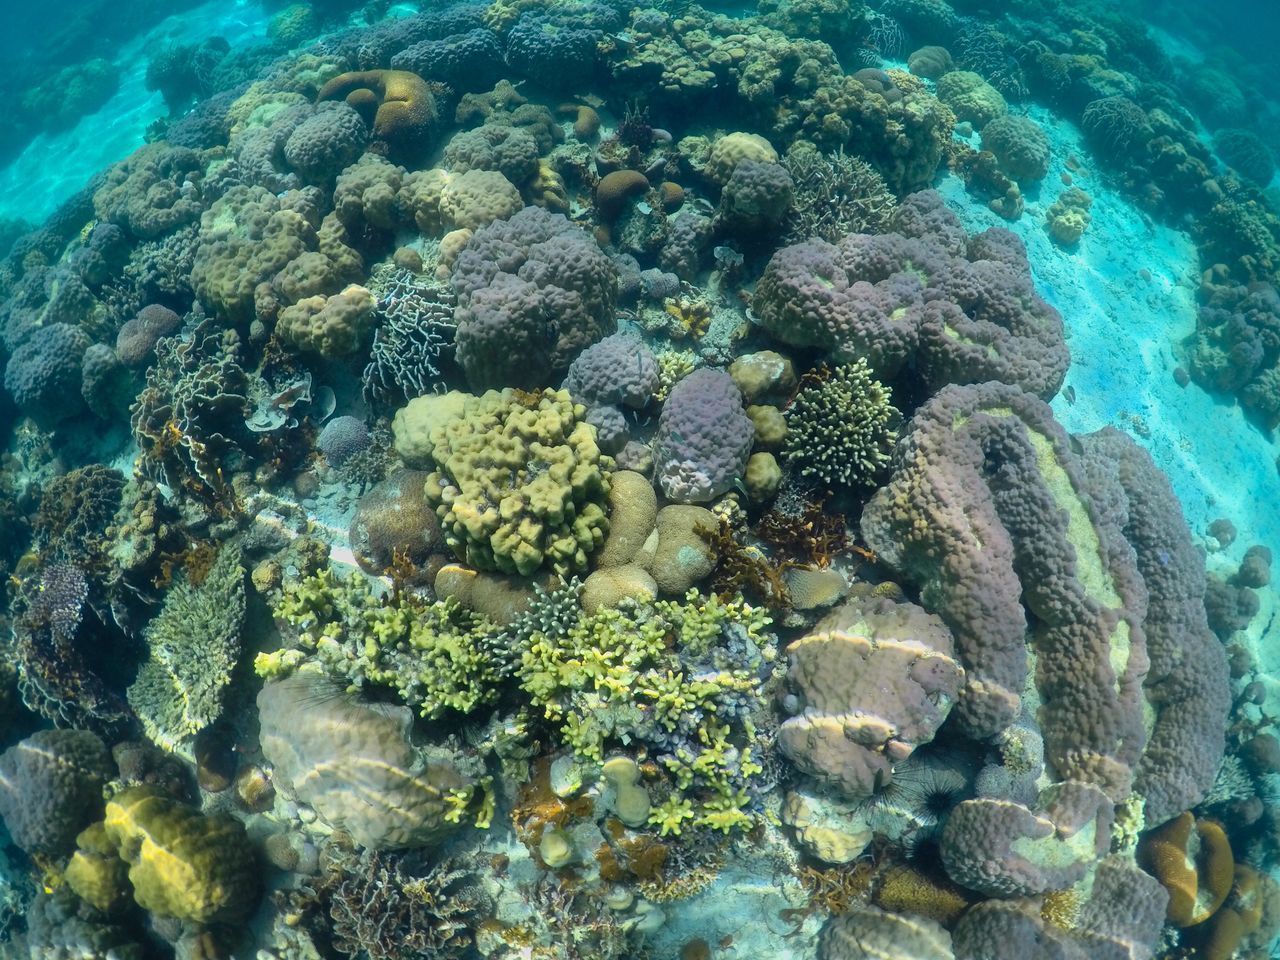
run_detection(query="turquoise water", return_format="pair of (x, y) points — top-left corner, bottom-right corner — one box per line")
(0, 1), (1278, 958)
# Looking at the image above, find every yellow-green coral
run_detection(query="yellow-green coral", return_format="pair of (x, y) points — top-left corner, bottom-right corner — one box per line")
(266, 567), (501, 719)
(421, 388), (613, 576)
(101, 787), (258, 923)
(518, 591), (776, 833)
(126, 543), (245, 749)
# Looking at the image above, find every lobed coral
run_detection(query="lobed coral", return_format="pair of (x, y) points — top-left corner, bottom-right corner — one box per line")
(754, 191), (1068, 398)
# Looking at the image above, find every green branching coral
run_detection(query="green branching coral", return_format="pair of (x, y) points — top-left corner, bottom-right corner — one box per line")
(126, 543), (245, 749)
(782, 360), (900, 489)
(517, 591), (776, 834)
(422, 388), (613, 577)
(264, 568), (501, 719)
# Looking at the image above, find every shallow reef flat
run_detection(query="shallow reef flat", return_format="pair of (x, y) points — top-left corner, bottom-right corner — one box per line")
(0, 1), (1278, 959)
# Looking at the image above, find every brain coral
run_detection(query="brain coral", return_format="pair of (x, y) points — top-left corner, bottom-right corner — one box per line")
(422, 388), (613, 576)
(0, 729), (113, 858)
(860, 381), (1228, 823)
(449, 206), (618, 390)
(318, 69), (437, 161)
(257, 672), (473, 850)
(562, 332), (659, 409)
(779, 594), (964, 798)
(653, 368), (754, 503)
(979, 114), (1051, 183)
(753, 190), (1068, 399)
(102, 787), (258, 923)
(3, 321), (91, 422)
(282, 100), (370, 183)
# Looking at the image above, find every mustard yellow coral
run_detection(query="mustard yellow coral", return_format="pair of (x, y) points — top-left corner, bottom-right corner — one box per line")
(422, 388), (612, 576)
(102, 787), (258, 923)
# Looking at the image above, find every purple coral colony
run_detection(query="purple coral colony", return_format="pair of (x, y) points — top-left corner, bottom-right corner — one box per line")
(0, 0), (1279, 956)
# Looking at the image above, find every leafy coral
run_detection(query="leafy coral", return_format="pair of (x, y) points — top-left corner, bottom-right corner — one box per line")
(126, 542), (245, 748)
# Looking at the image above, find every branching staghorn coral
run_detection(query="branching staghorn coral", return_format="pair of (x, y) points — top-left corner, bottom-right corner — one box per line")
(518, 591), (778, 834)
(264, 567), (502, 719)
(362, 268), (456, 408)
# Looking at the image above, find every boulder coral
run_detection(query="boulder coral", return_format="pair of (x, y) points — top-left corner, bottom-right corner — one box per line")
(779, 594), (964, 798)
(754, 191), (1068, 399)
(101, 787), (259, 923)
(654, 368), (754, 504)
(257, 672), (475, 850)
(861, 381), (1229, 825)
(449, 206), (618, 390)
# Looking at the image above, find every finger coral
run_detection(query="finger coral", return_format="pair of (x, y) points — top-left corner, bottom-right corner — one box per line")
(420, 387), (613, 576)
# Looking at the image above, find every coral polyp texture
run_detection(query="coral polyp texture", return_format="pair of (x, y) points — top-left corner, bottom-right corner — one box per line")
(0, 0), (1275, 957)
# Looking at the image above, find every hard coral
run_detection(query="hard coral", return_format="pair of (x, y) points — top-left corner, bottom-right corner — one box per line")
(449, 206), (617, 390)
(422, 388), (613, 576)
(654, 368), (754, 504)
(755, 191), (1068, 398)
(126, 543), (245, 749)
(779, 594), (964, 798)
(861, 381), (1229, 823)
(1138, 811), (1234, 927)
(782, 360), (900, 490)
(318, 69), (437, 161)
(270, 568), (501, 718)
(102, 786), (259, 923)
(0, 729), (112, 858)
(257, 672), (475, 849)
